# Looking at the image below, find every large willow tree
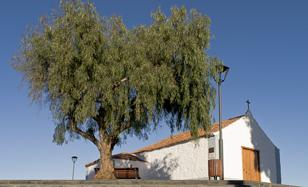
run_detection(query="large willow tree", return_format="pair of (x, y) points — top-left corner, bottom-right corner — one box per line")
(14, 0), (221, 179)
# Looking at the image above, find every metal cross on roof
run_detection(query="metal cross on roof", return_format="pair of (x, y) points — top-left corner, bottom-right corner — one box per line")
(246, 99), (251, 111)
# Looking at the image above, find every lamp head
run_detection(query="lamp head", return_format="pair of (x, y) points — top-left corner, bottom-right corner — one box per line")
(71, 156), (78, 163)
(217, 65), (230, 82)
(221, 65), (230, 73)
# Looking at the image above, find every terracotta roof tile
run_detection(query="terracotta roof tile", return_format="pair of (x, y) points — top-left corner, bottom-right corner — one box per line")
(85, 153), (146, 167)
(85, 159), (99, 168)
(132, 115), (244, 154)
(112, 153), (146, 162)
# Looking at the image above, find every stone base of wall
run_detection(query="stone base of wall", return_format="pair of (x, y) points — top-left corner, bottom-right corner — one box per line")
(0, 180), (298, 187)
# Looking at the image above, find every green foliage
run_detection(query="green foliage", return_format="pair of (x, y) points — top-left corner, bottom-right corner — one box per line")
(13, 0), (222, 147)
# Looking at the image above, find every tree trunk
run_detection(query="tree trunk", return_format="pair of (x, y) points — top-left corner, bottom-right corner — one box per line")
(95, 139), (116, 179)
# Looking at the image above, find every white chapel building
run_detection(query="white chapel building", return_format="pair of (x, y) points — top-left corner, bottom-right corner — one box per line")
(85, 111), (281, 183)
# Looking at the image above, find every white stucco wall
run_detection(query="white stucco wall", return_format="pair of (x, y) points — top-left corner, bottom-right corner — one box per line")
(222, 112), (280, 183)
(85, 112), (281, 183)
(85, 163), (99, 180)
(86, 139), (209, 180)
(137, 137), (208, 180)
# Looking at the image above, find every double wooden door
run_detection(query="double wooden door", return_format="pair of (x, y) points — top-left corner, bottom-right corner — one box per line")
(242, 147), (261, 181)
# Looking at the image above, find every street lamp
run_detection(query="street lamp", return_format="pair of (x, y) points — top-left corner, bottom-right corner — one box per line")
(217, 64), (229, 180)
(71, 156), (78, 180)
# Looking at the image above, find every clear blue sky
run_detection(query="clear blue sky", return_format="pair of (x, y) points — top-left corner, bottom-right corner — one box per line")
(0, 0), (307, 186)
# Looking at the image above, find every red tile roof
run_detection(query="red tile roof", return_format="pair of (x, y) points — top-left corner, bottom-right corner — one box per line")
(112, 153), (146, 162)
(132, 115), (244, 154)
(85, 153), (146, 167)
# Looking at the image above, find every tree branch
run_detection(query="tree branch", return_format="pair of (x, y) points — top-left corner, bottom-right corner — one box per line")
(118, 121), (132, 133)
(69, 119), (99, 147)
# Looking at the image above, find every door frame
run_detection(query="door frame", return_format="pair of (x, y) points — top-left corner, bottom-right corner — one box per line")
(241, 146), (261, 182)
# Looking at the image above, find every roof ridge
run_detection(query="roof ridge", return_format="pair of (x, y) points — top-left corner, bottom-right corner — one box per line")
(226, 115), (245, 120)
(132, 115), (244, 154)
(85, 153), (147, 167)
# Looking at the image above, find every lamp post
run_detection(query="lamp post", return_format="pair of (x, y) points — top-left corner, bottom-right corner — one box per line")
(217, 65), (229, 180)
(71, 156), (78, 180)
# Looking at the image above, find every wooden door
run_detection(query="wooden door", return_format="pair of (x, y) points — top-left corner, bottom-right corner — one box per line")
(242, 147), (261, 181)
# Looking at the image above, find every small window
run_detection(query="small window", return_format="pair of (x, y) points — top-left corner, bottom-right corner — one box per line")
(209, 147), (214, 153)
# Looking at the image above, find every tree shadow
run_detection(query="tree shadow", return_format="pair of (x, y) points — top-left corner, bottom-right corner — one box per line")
(85, 153), (179, 180)
(137, 153), (179, 179)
